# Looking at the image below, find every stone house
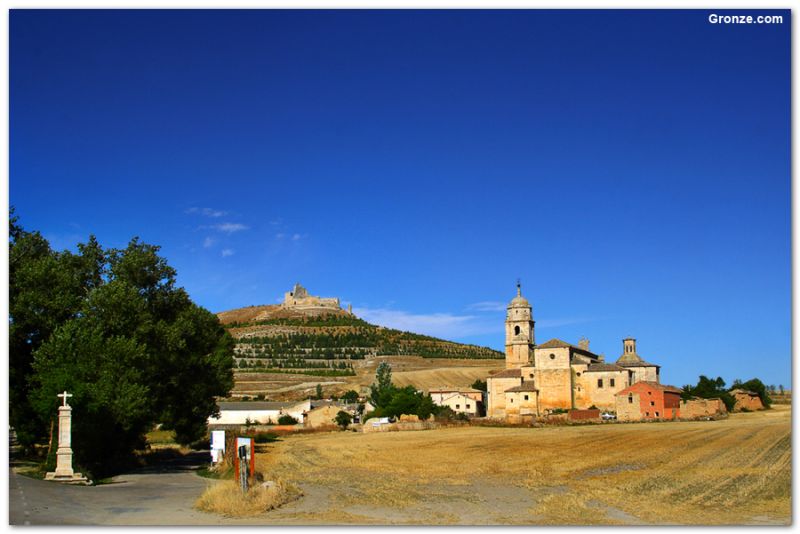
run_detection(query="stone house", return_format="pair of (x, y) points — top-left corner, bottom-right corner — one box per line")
(430, 387), (483, 416)
(730, 389), (765, 411)
(615, 382), (682, 421)
(436, 392), (481, 416)
(487, 284), (666, 420)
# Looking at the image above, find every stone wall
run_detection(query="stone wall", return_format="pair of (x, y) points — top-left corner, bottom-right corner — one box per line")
(487, 376), (521, 418)
(731, 390), (765, 412)
(580, 370), (629, 410)
(616, 392), (642, 421)
(679, 398), (727, 418)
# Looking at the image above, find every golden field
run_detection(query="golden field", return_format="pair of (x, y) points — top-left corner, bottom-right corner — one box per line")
(223, 405), (791, 525)
(232, 355), (502, 401)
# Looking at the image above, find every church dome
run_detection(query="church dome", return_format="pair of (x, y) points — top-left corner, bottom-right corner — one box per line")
(508, 283), (530, 308)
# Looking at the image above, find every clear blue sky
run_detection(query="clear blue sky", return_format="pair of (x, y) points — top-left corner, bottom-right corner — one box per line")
(10, 9), (791, 388)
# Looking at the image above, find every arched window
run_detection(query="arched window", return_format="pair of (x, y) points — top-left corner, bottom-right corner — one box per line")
(514, 326), (520, 335)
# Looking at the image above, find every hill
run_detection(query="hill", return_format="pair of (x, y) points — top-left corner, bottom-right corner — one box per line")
(216, 305), (504, 400)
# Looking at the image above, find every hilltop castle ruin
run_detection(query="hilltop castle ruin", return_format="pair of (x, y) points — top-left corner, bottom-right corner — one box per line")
(281, 283), (352, 314)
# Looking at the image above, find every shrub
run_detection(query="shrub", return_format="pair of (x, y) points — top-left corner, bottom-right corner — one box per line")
(277, 415), (298, 425)
(253, 431), (279, 443)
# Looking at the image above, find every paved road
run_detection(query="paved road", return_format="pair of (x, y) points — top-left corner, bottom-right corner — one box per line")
(8, 446), (252, 525)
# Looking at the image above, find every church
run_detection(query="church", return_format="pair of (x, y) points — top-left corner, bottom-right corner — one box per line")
(486, 284), (662, 422)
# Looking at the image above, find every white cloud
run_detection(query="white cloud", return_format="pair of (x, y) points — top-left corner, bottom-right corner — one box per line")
(221, 249), (235, 257)
(352, 307), (501, 340)
(275, 233), (285, 239)
(466, 301), (507, 312)
(291, 233), (307, 241)
(186, 207), (227, 218)
(212, 222), (249, 234)
(203, 237), (216, 248)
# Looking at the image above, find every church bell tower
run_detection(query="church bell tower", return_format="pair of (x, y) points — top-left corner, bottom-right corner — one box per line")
(505, 281), (535, 369)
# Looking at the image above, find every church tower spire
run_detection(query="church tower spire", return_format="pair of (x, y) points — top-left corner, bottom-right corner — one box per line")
(505, 281), (535, 369)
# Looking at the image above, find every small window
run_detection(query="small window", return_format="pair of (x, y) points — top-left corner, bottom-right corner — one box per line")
(514, 326), (520, 335)
(524, 395), (529, 401)
(510, 398), (514, 403)
(645, 412), (649, 417)
(456, 404), (460, 409)
(597, 379), (603, 388)
(628, 394), (633, 404)
(648, 391), (652, 395)
(577, 372), (581, 377)
(610, 379), (615, 387)
(650, 401), (655, 406)
(529, 374), (534, 378)
(550, 353), (556, 360)
(466, 404), (471, 409)
(655, 412), (660, 417)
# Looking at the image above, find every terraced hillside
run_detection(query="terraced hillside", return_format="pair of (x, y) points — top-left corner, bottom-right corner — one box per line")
(216, 305), (504, 400)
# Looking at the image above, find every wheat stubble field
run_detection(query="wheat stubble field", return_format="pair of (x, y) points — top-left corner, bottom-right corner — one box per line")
(250, 405), (790, 525)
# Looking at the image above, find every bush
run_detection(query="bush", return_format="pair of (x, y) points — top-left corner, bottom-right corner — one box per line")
(253, 431), (279, 443)
(277, 415), (298, 425)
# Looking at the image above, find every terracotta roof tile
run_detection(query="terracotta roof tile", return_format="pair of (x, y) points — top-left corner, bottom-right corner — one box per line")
(505, 382), (538, 392)
(585, 363), (627, 372)
(489, 368), (522, 378)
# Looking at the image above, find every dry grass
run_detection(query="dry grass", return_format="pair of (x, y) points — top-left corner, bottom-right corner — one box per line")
(249, 406), (791, 525)
(195, 479), (299, 517)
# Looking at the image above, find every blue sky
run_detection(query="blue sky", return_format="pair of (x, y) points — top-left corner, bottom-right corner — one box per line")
(10, 9), (791, 387)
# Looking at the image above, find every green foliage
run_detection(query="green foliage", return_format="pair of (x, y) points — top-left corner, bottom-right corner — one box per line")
(681, 375), (735, 411)
(342, 390), (360, 403)
(471, 379), (487, 392)
(315, 383), (323, 400)
(277, 414), (298, 425)
(334, 410), (352, 429)
(370, 362), (395, 408)
(11, 212), (234, 477)
(730, 378), (772, 408)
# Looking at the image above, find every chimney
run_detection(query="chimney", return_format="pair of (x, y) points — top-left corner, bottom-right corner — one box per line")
(578, 337), (589, 350)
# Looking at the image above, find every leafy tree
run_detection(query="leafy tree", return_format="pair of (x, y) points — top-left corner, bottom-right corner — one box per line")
(342, 390), (360, 403)
(779, 384), (784, 394)
(471, 379), (487, 392)
(315, 383), (323, 400)
(369, 362), (396, 408)
(681, 375), (735, 411)
(334, 410), (352, 430)
(12, 213), (234, 476)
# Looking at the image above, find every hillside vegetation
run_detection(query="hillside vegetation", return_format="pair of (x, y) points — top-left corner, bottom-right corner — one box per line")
(218, 307), (503, 378)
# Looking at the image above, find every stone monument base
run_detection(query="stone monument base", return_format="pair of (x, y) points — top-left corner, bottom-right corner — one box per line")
(45, 472), (89, 484)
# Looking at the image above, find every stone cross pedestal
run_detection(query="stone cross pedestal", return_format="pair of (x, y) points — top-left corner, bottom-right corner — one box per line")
(45, 391), (88, 484)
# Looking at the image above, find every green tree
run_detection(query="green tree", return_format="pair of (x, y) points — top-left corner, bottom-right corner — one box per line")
(12, 214), (234, 476)
(315, 383), (323, 400)
(334, 410), (352, 430)
(342, 390), (359, 403)
(471, 379), (487, 392)
(369, 362), (395, 408)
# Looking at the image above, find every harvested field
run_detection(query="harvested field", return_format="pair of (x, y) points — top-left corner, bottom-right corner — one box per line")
(246, 406), (791, 525)
(231, 356), (502, 400)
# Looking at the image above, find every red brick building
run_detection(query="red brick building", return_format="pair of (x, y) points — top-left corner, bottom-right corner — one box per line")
(615, 381), (682, 421)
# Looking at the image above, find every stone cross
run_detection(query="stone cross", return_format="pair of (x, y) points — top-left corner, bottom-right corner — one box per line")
(45, 391), (87, 484)
(57, 391), (72, 407)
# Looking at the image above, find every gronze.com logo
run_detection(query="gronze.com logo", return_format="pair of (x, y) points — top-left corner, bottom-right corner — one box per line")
(708, 13), (784, 24)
